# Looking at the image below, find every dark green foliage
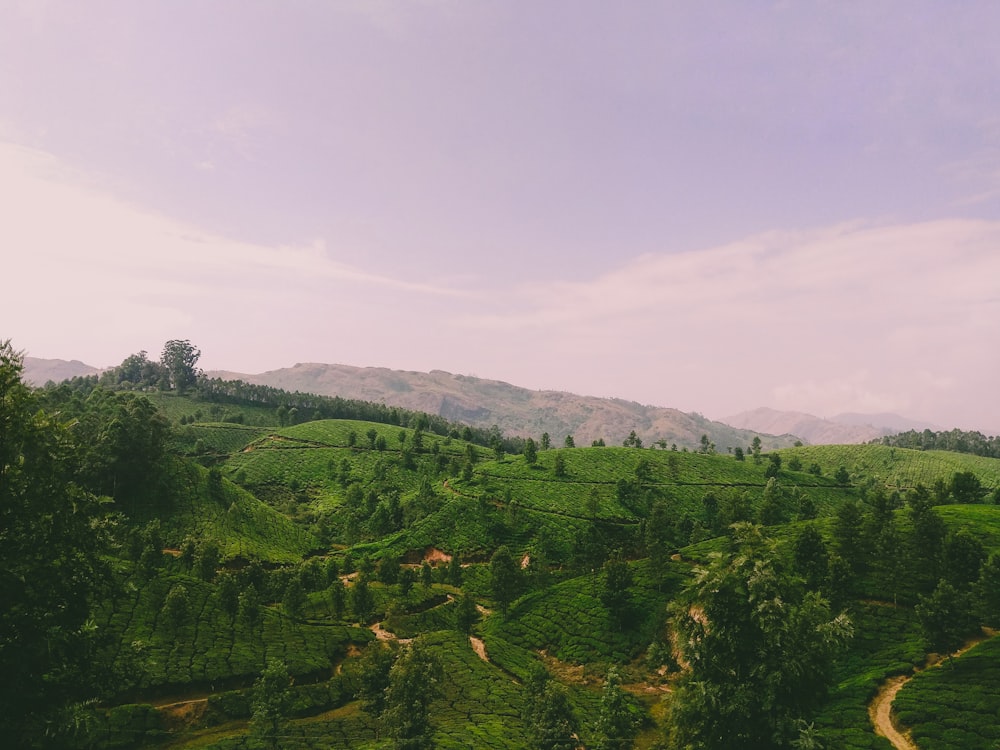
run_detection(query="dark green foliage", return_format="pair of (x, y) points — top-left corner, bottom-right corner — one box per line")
(0, 342), (109, 743)
(160, 339), (201, 394)
(973, 554), (1000, 627)
(593, 666), (639, 750)
(456, 592), (480, 633)
(282, 576), (306, 618)
(667, 525), (853, 749)
(356, 642), (398, 718)
(490, 545), (521, 619)
(352, 577), (376, 623)
(916, 579), (976, 659)
(942, 530), (987, 589)
(793, 524), (829, 591)
(524, 437), (538, 465)
(250, 660), (292, 750)
(951, 470), (985, 503)
(381, 642), (444, 749)
(601, 551), (633, 628)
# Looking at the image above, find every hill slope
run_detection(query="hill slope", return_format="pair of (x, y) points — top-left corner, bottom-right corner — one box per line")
(207, 362), (796, 451)
(722, 406), (892, 444)
(22, 356), (100, 385)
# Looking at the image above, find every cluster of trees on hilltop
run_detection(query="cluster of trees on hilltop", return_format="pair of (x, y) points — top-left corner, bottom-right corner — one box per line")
(876, 428), (1000, 458)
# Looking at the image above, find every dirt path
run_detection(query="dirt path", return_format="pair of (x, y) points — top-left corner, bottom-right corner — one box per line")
(469, 635), (489, 662)
(369, 620), (411, 644)
(870, 631), (994, 750)
(870, 676), (916, 750)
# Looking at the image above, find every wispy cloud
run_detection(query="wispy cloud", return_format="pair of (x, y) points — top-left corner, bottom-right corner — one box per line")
(1, 142), (467, 366)
(461, 219), (1000, 427)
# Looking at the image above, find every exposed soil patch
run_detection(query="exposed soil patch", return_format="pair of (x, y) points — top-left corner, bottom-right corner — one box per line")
(369, 620), (412, 644)
(424, 547), (452, 564)
(156, 698), (208, 732)
(537, 650), (600, 688)
(470, 635), (489, 663)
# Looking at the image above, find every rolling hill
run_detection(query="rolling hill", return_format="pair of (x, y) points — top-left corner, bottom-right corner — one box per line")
(207, 362), (798, 451)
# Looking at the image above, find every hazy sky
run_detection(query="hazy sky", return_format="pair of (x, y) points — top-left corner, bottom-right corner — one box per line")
(3, 1), (999, 432)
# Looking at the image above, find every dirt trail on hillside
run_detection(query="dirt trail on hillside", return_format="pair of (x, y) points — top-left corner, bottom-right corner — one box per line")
(871, 676), (916, 750)
(469, 635), (489, 662)
(870, 630), (994, 750)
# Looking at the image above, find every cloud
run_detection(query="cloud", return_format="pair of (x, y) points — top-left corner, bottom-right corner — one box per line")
(3, 139), (997, 432)
(462, 219), (1000, 428)
(0, 141), (466, 367)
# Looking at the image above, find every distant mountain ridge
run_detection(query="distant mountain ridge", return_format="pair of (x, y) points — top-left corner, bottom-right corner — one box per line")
(206, 362), (797, 451)
(21, 356), (99, 386)
(720, 407), (938, 445)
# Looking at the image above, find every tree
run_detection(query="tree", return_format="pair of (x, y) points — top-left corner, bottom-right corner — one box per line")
(833, 466), (850, 485)
(356, 643), (397, 719)
(750, 436), (762, 464)
(161, 584), (191, 631)
(282, 577), (306, 619)
(160, 339), (201, 394)
(0, 342), (109, 742)
(490, 545), (520, 619)
(530, 681), (577, 750)
(399, 567), (416, 596)
(540, 432), (551, 450)
(352, 577), (376, 623)
(239, 585), (263, 637)
(447, 555), (463, 587)
(380, 643), (443, 750)
(942, 530), (987, 590)
(593, 666), (638, 750)
(765, 452), (782, 478)
(328, 579), (346, 620)
(666, 524), (852, 749)
(194, 540), (221, 582)
(553, 452), (567, 477)
(973, 555), (1000, 627)
(420, 560), (433, 588)
(524, 437), (538, 465)
(951, 471), (985, 503)
(250, 660), (292, 750)
(564, 434), (575, 448)
(455, 592), (479, 633)
(217, 572), (241, 624)
(602, 550), (633, 629)
(915, 579), (976, 662)
(832, 500), (866, 574)
(793, 524), (829, 592)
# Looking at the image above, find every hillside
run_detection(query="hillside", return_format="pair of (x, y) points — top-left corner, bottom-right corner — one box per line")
(22, 355), (100, 385)
(208, 362), (797, 451)
(722, 406), (892, 444)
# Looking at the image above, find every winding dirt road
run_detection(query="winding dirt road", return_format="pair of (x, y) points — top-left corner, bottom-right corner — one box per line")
(870, 631), (994, 750)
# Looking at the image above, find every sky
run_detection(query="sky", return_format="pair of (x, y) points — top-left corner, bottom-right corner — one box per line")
(2, 1), (999, 433)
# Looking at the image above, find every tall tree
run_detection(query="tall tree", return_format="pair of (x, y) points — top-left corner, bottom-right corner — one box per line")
(593, 666), (638, 750)
(915, 579), (976, 662)
(490, 545), (521, 619)
(666, 524), (852, 749)
(0, 341), (108, 743)
(380, 642), (443, 749)
(250, 660), (292, 750)
(160, 339), (201, 393)
(601, 550), (634, 629)
(524, 437), (538, 465)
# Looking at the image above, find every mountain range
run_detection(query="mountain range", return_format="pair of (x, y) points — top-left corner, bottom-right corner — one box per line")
(22, 356), (938, 448)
